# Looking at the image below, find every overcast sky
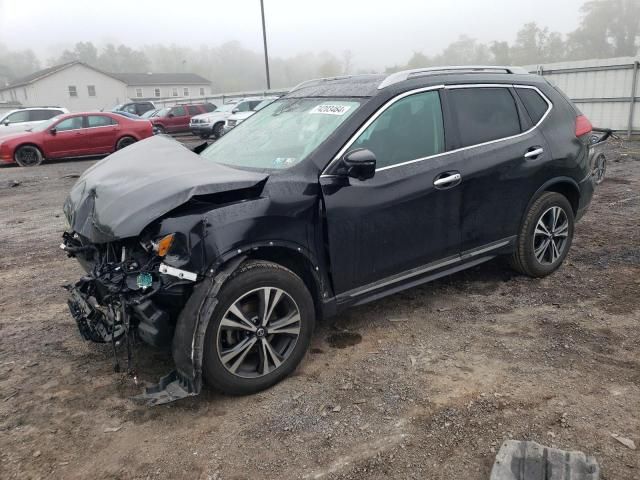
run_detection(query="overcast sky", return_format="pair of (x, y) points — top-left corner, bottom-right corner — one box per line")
(0, 0), (585, 70)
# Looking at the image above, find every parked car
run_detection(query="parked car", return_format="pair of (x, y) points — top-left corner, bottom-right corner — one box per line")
(62, 66), (595, 403)
(112, 101), (156, 116)
(112, 111), (141, 119)
(190, 98), (265, 139)
(0, 112), (153, 167)
(151, 103), (216, 134)
(222, 97), (278, 134)
(140, 109), (159, 119)
(0, 106), (69, 136)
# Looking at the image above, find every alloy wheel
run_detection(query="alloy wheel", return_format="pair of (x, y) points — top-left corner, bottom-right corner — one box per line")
(593, 154), (606, 185)
(532, 206), (569, 265)
(216, 287), (301, 378)
(15, 146), (41, 167)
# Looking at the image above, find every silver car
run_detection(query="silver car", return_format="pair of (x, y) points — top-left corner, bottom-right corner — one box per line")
(0, 107), (68, 136)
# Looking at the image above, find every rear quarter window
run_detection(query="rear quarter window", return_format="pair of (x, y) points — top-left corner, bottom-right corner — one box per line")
(515, 88), (549, 124)
(448, 87), (521, 147)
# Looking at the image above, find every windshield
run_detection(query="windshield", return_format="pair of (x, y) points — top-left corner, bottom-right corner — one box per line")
(156, 108), (170, 117)
(214, 103), (237, 113)
(255, 99), (275, 111)
(31, 115), (62, 132)
(141, 110), (158, 118)
(200, 98), (361, 169)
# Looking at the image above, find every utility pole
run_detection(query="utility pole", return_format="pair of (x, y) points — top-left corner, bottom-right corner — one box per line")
(260, 0), (271, 90)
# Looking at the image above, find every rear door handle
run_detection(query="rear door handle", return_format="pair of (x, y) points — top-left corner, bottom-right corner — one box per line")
(433, 172), (462, 189)
(524, 147), (544, 159)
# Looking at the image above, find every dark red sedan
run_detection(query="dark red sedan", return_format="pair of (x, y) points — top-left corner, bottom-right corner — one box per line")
(0, 112), (153, 167)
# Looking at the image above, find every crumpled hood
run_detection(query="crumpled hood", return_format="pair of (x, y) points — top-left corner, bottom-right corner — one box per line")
(64, 135), (269, 243)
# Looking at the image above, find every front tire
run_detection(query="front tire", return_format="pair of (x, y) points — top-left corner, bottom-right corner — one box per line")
(14, 145), (43, 167)
(155, 125), (166, 135)
(510, 192), (574, 277)
(212, 122), (224, 139)
(203, 260), (315, 395)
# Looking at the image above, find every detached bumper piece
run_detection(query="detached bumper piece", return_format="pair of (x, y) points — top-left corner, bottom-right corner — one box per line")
(135, 370), (199, 406)
(490, 440), (600, 480)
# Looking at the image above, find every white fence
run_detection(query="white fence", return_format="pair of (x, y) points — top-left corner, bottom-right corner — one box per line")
(525, 57), (640, 137)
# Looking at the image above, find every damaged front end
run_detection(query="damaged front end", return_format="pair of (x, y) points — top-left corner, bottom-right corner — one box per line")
(62, 231), (195, 375)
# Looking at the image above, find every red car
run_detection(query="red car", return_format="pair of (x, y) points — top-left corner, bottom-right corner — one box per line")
(151, 103), (215, 134)
(0, 112), (153, 167)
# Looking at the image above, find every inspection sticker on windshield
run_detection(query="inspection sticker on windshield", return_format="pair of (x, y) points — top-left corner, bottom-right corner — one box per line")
(309, 104), (351, 115)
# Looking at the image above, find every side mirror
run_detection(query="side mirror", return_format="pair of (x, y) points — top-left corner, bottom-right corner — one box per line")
(3, 120), (9, 126)
(49, 127), (57, 135)
(232, 108), (240, 114)
(167, 113), (174, 118)
(342, 148), (376, 181)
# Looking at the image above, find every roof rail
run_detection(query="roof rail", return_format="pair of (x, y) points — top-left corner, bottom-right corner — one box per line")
(290, 75), (356, 93)
(378, 65), (529, 89)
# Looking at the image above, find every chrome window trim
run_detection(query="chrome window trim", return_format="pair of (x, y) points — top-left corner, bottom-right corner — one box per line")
(320, 83), (552, 177)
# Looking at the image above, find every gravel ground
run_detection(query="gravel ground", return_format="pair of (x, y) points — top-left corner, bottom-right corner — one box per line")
(0, 137), (638, 479)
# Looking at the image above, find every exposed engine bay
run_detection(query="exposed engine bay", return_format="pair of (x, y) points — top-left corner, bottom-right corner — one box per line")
(62, 231), (194, 374)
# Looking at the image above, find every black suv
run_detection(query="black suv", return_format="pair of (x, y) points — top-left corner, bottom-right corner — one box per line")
(62, 66), (594, 404)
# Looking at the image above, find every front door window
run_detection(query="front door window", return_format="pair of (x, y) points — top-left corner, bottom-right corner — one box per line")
(352, 90), (445, 169)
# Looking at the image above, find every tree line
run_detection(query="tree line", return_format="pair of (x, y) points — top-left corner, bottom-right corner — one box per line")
(0, 0), (638, 92)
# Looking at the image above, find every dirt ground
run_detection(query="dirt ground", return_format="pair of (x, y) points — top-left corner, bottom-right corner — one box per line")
(0, 137), (638, 480)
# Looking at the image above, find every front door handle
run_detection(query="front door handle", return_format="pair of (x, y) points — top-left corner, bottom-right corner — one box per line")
(433, 172), (462, 188)
(524, 147), (544, 159)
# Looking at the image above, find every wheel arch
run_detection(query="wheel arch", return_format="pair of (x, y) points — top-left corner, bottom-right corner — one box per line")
(115, 134), (138, 149)
(14, 142), (45, 160)
(211, 242), (327, 321)
(528, 177), (580, 217)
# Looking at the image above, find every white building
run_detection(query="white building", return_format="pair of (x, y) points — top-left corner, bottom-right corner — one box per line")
(0, 61), (211, 112)
(112, 72), (212, 102)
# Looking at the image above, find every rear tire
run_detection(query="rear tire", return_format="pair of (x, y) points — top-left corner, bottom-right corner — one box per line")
(202, 260), (315, 395)
(14, 145), (43, 167)
(510, 192), (574, 277)
(116, 136), (136, 150)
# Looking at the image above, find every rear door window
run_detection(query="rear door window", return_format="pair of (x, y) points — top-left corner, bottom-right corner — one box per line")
(448, 87), (521, 147)
(515, 87), (549, 124)
(87, 115), (117, 127)
(352, 90), (445, 169)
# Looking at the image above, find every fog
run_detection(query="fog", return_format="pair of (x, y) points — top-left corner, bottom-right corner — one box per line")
(1, 0), (585, 70)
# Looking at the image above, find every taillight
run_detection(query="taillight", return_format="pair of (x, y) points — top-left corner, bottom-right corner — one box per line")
(575, 115), (592, 137)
